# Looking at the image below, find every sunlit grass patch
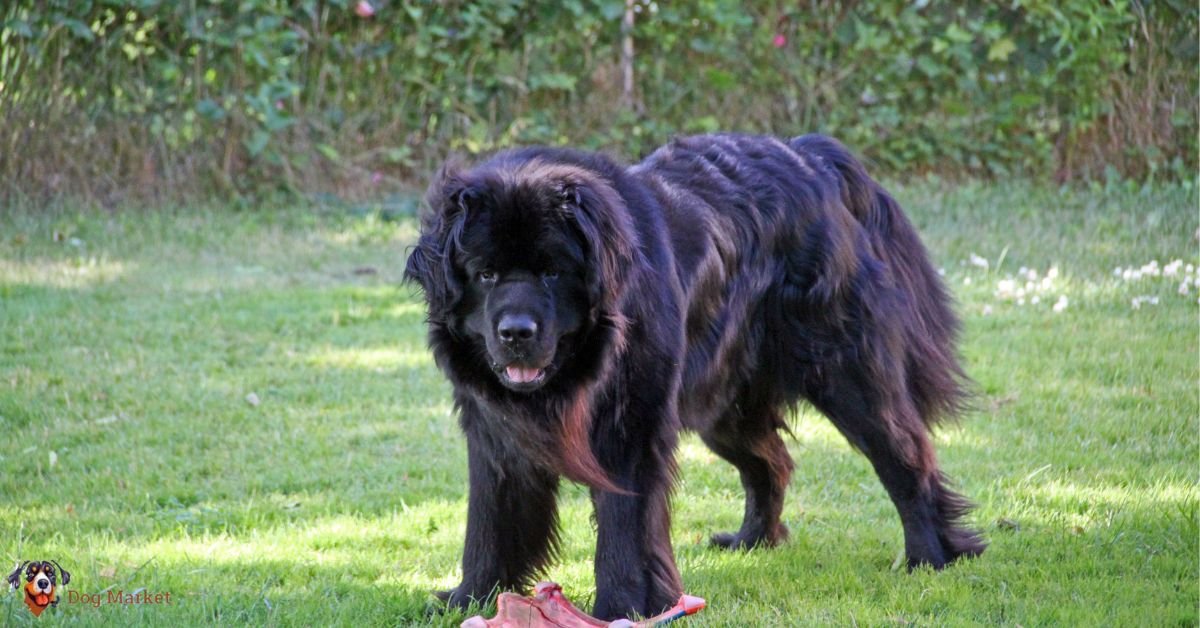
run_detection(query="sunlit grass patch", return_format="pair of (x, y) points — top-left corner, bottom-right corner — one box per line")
(304, 346), (433, 371)
(0, 255), (133, 289)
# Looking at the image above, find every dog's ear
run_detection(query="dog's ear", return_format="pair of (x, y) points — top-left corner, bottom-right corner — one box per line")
(50, 561), (69, 586)
(404, 219), (467, 322)
(423, 157), (479, 221)
(7, 561), (28, 589)
(406, 160), (478, 320)
(556, 182), (582, 210)
(561, 177), (639, 328)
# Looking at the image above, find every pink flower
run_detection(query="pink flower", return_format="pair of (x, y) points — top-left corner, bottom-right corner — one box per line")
(371, 171), (383, 184)
(772, 33), (787, 48)
(354, 1), (375, 18)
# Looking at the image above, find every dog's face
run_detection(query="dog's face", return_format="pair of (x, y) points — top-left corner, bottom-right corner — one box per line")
(27, 563), (55, 596)
(8, 561), (68, 616)
(452, 182), (592, 393)
(408, 154), (643, 396)
(406, 157), (640, 394)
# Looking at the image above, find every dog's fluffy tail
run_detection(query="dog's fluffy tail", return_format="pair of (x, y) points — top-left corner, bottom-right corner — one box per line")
(789, 134), (968, 426)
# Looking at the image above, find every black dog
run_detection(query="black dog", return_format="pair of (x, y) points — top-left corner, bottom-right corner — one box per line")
(405, 133), (985, 620)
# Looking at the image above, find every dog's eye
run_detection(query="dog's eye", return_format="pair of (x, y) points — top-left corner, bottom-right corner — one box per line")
(541, 270), (559, 280)
(477, 270), (496, 283)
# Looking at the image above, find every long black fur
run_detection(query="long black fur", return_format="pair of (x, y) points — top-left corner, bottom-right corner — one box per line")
(406, 133), (986, 620)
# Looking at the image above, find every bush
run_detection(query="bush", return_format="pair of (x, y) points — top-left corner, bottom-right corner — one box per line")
(0, 0), (1194, 203)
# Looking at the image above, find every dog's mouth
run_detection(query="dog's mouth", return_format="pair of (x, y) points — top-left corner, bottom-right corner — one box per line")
(494, 361), (554, 392)
(489, 335), (576, 393)
(505, 365), (544, 384)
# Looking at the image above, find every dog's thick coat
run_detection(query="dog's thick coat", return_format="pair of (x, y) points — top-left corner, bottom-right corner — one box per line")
(405, 134), (985, 620)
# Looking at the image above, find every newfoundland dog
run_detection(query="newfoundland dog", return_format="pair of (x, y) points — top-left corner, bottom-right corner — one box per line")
(404, 133), (985, 620)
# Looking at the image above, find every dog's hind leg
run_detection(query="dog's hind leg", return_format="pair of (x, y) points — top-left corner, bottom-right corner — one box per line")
(803, 362), (985, 569)
(702, 403), (794, 550)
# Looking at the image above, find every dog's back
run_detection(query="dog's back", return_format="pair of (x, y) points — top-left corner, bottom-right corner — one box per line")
(632, 133), (984, 564)
(633, 133), (963, 426)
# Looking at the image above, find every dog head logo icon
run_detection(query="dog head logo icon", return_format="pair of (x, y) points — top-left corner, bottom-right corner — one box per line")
(7, 561), (71, 617)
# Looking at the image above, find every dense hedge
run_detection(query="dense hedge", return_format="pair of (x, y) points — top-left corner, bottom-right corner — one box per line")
(1, 0), (1195, 202)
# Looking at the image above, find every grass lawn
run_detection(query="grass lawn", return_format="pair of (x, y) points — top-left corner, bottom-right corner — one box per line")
(1, 181), (1196, 626)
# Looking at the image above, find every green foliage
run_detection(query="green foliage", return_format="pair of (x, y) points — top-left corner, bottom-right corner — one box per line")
(0, 0), (1195, 201)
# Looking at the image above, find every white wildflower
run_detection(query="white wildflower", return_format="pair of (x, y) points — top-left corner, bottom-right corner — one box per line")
(969, 253), (989, 269)
(982, 305), (993, 316)
(1053, 295), (1068, 313)
(997, 279), (1016, 296)
(1113, 267), (1123, 277)
(1164, 259), (1183, 277)
(1180, 282), (1190, 295)
(938, 267), (946, 276)
(963, 277), (972, 285)
(1017, 297), (1025, 306)
(1047, 266), (1059, 279)
(1031, 295), (1041, 304)
(1025, 268), (1038, 281)
(1187, 264), (1195, 274)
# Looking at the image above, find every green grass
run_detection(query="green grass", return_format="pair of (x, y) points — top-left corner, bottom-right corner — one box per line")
(1, 182), (1196, 626)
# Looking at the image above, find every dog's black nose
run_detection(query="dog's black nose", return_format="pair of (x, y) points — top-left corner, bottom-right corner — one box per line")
(497, 314), (538, 344)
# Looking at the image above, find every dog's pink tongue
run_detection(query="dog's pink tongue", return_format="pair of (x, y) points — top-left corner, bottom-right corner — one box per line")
(506, 366), (541, 383)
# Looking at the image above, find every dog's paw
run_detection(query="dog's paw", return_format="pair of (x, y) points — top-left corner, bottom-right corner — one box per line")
(434, 587), (469, 609)
(435, 585), (493, 612)
(709, 525), (788, 550)
(423, 590), (471, 623)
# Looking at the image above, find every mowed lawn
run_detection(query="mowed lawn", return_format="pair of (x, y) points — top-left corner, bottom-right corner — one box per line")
(1, 182), (1196, 626)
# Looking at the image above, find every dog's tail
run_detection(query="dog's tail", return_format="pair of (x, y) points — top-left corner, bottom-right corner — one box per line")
(789, 134), (968, 426)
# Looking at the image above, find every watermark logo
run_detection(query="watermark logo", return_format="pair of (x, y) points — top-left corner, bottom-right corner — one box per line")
(6, 560), (71, 617)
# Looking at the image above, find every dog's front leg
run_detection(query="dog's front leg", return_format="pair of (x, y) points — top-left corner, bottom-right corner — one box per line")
(590, 418), (683, 620)
(440, 415), (560, 611)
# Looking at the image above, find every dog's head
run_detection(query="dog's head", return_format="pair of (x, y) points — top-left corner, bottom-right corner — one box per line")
(406, 151), (639, 394)
(8, 561), (69, 616)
